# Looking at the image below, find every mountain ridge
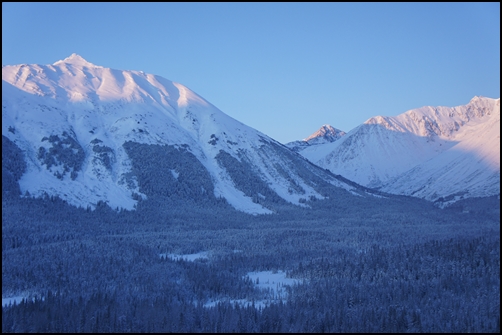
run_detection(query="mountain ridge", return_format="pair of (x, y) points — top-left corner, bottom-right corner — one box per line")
(2, 54), (369, 214)
(285, 124), (346, 152)
(294, 96), (500, 205)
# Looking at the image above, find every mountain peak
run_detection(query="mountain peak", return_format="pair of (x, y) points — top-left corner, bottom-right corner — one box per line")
(3, 56), (362, 214)
(304, 124), (346, 143)
(53, 53), (101, 68)
(469, 95), (483, 103)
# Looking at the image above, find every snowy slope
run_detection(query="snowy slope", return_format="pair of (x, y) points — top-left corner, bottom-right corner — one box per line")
(381, 98), (500, 205)
(296, 97), (500, 203)
(2, 54), (361, 214)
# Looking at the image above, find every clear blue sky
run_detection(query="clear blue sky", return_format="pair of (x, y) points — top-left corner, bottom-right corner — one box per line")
(2, 2), (500, 143)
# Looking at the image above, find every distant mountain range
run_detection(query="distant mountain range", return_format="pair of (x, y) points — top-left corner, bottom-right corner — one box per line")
(2, 54), (375, 214)
(3, 54), (498, 213)
(288, 96), (500, 206)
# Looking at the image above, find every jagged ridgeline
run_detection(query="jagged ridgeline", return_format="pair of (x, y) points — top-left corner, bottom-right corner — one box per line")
(2, 54), (379, 214)
(290, 97), (500, 205)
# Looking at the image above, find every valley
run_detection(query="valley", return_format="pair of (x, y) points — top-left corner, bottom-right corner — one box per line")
(2, 55), (500, 332)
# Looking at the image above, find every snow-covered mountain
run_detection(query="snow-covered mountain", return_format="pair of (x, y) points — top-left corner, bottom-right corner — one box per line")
(2, 54), (367, 214)
(295, 97), (500, 205)
(285, 124), (346, 152)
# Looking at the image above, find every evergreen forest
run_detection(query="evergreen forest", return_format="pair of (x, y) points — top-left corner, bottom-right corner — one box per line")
(2, 136), (500, 332)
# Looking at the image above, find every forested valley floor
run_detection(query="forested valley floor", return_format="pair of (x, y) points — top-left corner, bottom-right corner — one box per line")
(2, 192), (500, 332)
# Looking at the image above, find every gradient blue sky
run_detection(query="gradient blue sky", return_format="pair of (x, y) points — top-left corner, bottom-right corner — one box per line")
(2, 2), (500, 143)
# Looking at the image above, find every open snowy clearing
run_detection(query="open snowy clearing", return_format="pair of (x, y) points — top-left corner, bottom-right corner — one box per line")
(159, 251), (210, 262)
(2, 296), (25, 308)
(204, 270), (302, 309)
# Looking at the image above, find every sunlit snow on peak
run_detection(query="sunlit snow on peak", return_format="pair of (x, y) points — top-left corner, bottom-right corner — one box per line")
(297, 96), (500, 204)
(53, 53), (102, 68)
(3, 55), (358, 214)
